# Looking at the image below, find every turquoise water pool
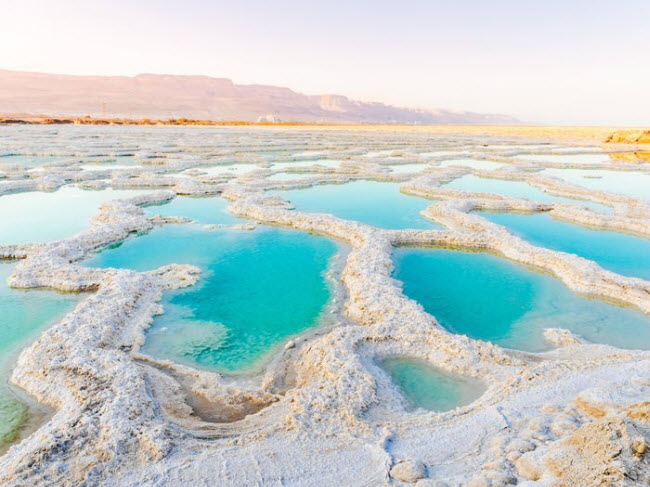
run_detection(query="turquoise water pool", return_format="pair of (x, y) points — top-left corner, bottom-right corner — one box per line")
(443, 175), (610, 212)
(0, 186), (147, 245)
(271, 180), (441, 230)
(379, 357), (485, 411)
(0, 262), (80, 447)
(85, 225), (339, 372)
(393, 248), (650, 351)
(480, 212), (650, 281)
(143, 196), (242, 225)
(542, 168), (650, 202)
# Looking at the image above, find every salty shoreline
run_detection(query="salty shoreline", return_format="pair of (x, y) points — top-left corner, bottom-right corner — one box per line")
(0, 126), (649, 485)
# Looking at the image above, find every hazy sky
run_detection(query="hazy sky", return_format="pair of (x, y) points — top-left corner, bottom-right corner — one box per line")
(3, 0), (649, 125)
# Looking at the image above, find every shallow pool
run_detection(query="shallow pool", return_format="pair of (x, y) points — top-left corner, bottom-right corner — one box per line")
(0, 186), (148, 245)
(444, 175), (610, 212)
(393, 248), (650, 351)
(542, 168), (650, 202)
(143, 196), (242, 225)
(0, 262), (80, 447)
(271, 180), (441, 230)
(85, 225), (339, 372)
(379, 357), (485, 411)
(481, 212), (650, 281)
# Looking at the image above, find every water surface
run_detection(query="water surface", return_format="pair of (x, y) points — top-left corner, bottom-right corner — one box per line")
(444, 175), (610, 212)
(542, 168), (650, 202)
(272, 180), (441, 229)
(0, 262), (80, 447)
(394, 248), (650, 351)
(85, 225), (339, 372)
(0, 186), (147, 245)
(143, 196), (242, 225)
(380, 357), (485, 411)
(481, 212), (650, 281)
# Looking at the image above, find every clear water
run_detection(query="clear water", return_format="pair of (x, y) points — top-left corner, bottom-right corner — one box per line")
(85, 225), (338, 372)
(444, 174), (610, 213)
(379, 357), (485, 411)
(393, 248), (650, 351)
(271, 180), (441, 230)
(480, 212), (650, 281)
(143, 196), (242, 225)
(0, 186), (147, 245)
(438, 158), (505, 171)
(514, 153), (612, 164)
(0, 262), (80, 446)
(543, 168), (650, 202)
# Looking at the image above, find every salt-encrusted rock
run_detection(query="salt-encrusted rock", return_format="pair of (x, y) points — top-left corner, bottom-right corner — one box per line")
(605, 130), (650, 144)
(543, 328), (584, 347)
(390, 459), (427, 483)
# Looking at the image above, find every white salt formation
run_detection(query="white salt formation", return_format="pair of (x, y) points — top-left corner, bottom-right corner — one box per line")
(0, 126), (649, 485)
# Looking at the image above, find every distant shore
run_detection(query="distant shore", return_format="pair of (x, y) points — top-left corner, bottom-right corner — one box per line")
(1, 114), (648, 144)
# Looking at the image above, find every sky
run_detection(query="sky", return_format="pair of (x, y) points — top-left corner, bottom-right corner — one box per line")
(2, 0), (650, 125)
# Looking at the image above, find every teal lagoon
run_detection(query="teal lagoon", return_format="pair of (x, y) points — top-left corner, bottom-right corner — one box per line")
(0, 262), (80, 447)
(480, 212), (650, 281)
(0, 186), (147, 245)
(271, 180), (441, 230)
(85, 225), (339, 372)
(379, 357), (485, 411)
(444, 175), (610, 212)
(143, 195), (242, 225)
(393, 248), (650, 351)
(542, 168), (650, 202)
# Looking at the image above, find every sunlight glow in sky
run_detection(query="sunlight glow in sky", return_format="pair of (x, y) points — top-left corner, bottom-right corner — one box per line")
(3, 0), (650, 125)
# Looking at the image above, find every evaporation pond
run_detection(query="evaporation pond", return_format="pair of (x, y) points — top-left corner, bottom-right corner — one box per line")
(0, 261), (80, 447)
(143, 195), (242, 225)
(271, 180), (441, 229)
(542, 168), (650, 202)
(85, 225), (339, 372)
(380, 357), (485, 412)
(481, 212), (650, 281)
(0, 186), (147, 245)
(393, 247), (650, 351)
(443, 175), (610, 212)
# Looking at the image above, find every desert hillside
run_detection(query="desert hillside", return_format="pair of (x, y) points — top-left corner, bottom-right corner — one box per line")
(0, 69), (518, 124)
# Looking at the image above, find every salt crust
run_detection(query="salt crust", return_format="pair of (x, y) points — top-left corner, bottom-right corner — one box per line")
(0, 139), (649, 485)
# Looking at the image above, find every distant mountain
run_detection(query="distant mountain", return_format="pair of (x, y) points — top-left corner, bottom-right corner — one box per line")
(0, 69), (519, 124)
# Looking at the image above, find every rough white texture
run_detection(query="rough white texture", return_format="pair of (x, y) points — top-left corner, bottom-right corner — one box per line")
(0, 127), (649, 486)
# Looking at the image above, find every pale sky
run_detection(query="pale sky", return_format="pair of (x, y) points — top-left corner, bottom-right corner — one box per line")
(3, 0), (649, 125)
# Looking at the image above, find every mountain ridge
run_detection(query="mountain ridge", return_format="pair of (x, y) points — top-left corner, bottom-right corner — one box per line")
(0, 69), (519, 124)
